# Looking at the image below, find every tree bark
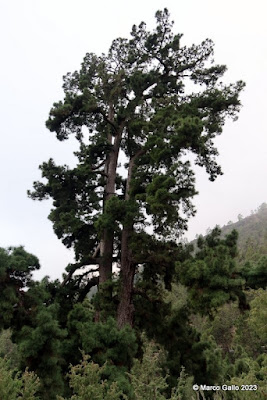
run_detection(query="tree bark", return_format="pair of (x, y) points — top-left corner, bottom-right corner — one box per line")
(98, 106), (124, 286)
(117, 227), (135, 328)
(117, 149), (144, 328)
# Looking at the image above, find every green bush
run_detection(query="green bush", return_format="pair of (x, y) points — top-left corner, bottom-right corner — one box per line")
(57, 354), (127, 400)
(0, 357), (40, 400)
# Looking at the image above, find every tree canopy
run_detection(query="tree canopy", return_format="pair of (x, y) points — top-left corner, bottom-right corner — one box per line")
(28, 8), (245, 328)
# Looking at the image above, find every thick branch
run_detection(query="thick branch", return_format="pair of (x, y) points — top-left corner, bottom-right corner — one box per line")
(97, 107), (118, 133)
(125, 148), (145, 200)
(154, 55), (169, 74)
(91, 160), (106, 170)
(78, 276), (99, 302)
(61, 248), (100, 287)
(76, 267), (99, 283)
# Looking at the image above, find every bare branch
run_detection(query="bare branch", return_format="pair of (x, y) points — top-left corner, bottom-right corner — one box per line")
(61, 252), (100, 287)
(97, 108), (118, 133)
(78, 276), (99, 302)
(91, 160), (106, 170)
(92, 242), (101, 258)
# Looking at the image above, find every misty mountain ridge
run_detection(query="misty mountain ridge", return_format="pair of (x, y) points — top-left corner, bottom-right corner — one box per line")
(193, 202), (267, 263)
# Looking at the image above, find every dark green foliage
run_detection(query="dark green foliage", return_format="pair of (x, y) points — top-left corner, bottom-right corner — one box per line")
(29, 159), (100, 261)
(64, 301), (137, 395)
(241, 256), (267, 289)
(1, 246), (266, 398)
(81, 317), (137, 367)
(16, 302), (67, 400)
(0, 246), (40, 329)
(0, 247), (66, 398)
(28, 9), (244, 319)
(134, 280), (225, 391)
(176, 228), (247, 315)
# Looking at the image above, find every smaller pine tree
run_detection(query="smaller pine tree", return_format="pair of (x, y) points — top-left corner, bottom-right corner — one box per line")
(0, 357), (40, 400)
(57, 354), (127, 400)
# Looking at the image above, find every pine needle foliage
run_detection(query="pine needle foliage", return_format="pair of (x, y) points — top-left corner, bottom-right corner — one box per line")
(28, 8), (245, 328)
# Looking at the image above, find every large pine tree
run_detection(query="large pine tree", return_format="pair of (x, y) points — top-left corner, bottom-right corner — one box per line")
(29, 9), (245, 328)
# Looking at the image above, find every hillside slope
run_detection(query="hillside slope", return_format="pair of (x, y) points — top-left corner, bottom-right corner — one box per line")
(221, 203), (267, 263)
(193, 203), (267, 263)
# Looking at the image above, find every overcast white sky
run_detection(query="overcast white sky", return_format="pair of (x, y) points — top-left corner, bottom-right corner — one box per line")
(1, 0), (266, 280)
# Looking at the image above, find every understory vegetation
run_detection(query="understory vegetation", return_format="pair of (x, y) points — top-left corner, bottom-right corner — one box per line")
(1, 211), (266, 399)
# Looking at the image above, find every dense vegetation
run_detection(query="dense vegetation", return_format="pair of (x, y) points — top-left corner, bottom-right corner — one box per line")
(1, 214), (266, 399)
(0, 9), (266, 400)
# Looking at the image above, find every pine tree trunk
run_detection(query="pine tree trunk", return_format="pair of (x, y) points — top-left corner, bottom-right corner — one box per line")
(117, 149), (144, 328)
(98, 109), (124, 286)
(99, 231), (113, 284)
(117, 227), (135, 328)
(98, 147), (117, 285)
